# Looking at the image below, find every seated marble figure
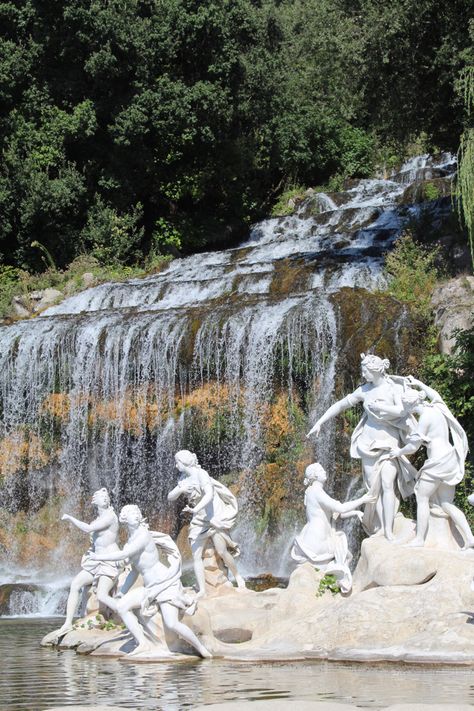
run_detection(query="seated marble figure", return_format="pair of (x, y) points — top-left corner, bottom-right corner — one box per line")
(291, 463), (376, 593)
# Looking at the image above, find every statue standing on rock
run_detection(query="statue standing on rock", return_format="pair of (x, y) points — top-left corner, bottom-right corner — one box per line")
(41, 487), (122, 645)
(90, 504), (211, 658)
(384, 378), (472, 548)
(308, 353), (472, 550)
(168, 449), (246, 598)
(307, 353), (417, 540)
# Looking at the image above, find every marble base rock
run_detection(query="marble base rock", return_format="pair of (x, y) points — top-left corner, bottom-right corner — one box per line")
(49, 515), (474, 664)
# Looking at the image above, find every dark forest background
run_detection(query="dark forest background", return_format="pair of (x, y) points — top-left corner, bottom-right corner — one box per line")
(0, 0), (473, 271)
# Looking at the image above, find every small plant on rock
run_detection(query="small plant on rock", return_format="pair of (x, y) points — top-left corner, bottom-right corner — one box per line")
(316, 573), (340, 596)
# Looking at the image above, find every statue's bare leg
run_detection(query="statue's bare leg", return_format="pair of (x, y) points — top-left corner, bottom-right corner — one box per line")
(190, 540), (206, 598)
(438, 484), (474, 549)
(410, 479), (438, 546)
(96, 575), (117, 613)
(212, 532), (246, 589)
(59, 569), (94, 633)
(160, 602), (211, 658)
(116, 588), (153, 655)
(380, 460), (398, 540)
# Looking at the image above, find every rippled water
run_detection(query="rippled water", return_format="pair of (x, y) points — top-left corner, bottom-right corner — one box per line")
(3, 620), (474, 710)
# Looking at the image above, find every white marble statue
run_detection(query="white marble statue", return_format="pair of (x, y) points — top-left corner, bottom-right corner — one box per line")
(168, 449), (245, 598)
(382, 379), (473, 548)
(291, 463), (376, 593)
(90, 504), (211, 657)
(307, 353), (417, 540)
(43, 488), (121, 643)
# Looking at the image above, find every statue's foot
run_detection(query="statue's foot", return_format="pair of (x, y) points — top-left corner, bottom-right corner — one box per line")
(197, 643), (212, 659)
(128, 640), (155, 657)
(195, 590), (206, 600)
(384, 532), (395, 542)
(41, 625), (73, 646)
(461, 538), (474, 551)
(235, 575), (246, 590)
(52, 624), (74, 640)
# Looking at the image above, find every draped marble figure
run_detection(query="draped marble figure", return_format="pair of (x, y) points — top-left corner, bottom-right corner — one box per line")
(90, 504), (211, 658)
(168, 449), (245, 597)
(384, 378), (472, 548)
(308, 354), (417, 540)
(291, 463), (376, 593)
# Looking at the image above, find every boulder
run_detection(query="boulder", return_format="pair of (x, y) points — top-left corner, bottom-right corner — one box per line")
(81, 272), (96, 288)
(12, 288), (63, 317)
(52, 515), (474, 664)
(431, 276), (474, 354)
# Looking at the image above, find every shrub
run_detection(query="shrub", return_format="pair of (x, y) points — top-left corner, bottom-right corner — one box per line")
(271, 186), (307, 217)
(0, 266), (22, 318)
(384, 232), (441, 320)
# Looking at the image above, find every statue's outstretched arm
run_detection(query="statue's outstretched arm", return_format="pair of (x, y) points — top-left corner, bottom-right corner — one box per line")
(307, 391), (362, 437)
(167, 483), (186, 502)
(62, 510), (113, 534)
(317, 484), (376, 515)
(407, 376), (443, 403)
(92, 538), (143, 562)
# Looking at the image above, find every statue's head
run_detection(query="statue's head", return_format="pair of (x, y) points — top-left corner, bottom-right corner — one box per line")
(91, 488), (110, 508)
(175, 449), (198, 473)
(401, 387), (426, 412)
(304, 462), (327, 485)
(360, 353), (390, 382)
(119, 504), (145, 527)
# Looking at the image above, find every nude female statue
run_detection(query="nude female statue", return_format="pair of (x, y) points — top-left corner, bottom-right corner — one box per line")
(384, 380), (473, 548)
(91, 504), (211, 658)
(307, 354), (417, 540)
(291, 463), (377, 593)
(167, 450), (245, 598)
(42, 488), (121, 644)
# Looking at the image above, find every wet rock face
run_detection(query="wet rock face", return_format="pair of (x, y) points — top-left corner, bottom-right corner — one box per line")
(0, 154), (461, 580)
(431, 275), (474, 354)
(0, 582), (67, 616)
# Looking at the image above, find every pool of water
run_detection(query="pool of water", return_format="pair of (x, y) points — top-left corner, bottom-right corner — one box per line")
(2, 619), (474, 710)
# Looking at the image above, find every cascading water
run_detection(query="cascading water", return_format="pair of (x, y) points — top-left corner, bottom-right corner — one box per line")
(0, 154), (456, 611)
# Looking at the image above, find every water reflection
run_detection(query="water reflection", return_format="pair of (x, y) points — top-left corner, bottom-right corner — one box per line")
(3, 619), (474, 710)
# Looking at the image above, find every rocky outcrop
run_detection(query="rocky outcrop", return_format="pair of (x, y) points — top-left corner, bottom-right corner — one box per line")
(431, 276), (474, 354)
(12, 288), (62, 317)
(51, 514), (474, 664)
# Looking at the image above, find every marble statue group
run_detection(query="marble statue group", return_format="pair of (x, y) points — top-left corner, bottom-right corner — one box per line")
(44, 353), (472, 658)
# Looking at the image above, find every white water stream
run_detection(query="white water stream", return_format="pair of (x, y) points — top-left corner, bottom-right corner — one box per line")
(0, 154), (456, 614)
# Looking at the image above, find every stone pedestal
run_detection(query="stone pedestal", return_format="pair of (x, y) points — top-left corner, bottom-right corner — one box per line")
(203, 539), (234, 596)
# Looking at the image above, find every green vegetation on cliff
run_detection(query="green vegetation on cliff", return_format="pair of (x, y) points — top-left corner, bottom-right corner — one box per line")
(0, 0), (471, 272)
(383, 234), (474, 521)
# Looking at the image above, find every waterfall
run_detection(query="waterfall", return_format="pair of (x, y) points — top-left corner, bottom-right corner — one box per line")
(0, 154), (456, 602)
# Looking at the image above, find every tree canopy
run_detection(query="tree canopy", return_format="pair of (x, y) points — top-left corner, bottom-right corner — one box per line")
(0, 0), (472, 270)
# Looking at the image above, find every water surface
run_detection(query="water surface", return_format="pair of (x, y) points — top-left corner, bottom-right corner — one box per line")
(3, 619), (474, 710)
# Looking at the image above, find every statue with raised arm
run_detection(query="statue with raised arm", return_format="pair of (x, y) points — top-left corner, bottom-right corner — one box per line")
(307, 353), (417, 540)
(90, 504), (211, 658)
(385, 379), (472, 549)
(291, 463), (377, 593)
(41, 487), (121, 645)
(168, 449), (245, 598)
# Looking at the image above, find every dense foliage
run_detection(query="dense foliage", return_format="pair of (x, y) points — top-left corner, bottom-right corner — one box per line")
(0, 0), (472, 270)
